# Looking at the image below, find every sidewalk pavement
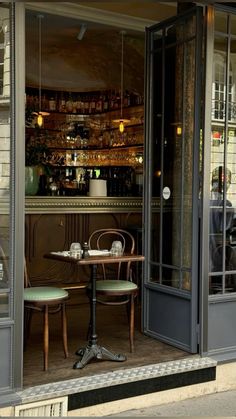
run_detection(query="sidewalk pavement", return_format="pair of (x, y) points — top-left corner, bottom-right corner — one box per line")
(106, 389), (236, 416)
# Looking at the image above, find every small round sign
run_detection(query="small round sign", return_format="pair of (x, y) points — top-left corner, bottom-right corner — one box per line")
(162, 186), (171, 200)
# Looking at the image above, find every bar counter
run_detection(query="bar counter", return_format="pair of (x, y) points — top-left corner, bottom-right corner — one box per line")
(24, 196), (149, 286)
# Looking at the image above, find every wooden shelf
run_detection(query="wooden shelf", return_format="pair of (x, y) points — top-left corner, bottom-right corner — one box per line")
(47, 143), (143, 151)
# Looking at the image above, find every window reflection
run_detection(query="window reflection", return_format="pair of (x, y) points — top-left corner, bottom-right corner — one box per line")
(209, 11), (236, 295)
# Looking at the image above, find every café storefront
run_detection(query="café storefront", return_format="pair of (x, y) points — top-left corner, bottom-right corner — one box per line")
(1, 1), (236, 415)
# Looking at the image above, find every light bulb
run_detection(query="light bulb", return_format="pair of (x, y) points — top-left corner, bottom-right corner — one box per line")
(119, 120), (124, 133)
(176, 126), (182, 136)
(37, 113), (43, 127)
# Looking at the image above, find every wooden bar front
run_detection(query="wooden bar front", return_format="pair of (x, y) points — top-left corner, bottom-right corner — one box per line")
(25, 196), (143, 286)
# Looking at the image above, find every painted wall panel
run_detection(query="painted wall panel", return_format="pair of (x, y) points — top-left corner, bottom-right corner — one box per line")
(0, 327), (11, 388)
(208, 300), (236, 350)
(147, 288), (191, 349)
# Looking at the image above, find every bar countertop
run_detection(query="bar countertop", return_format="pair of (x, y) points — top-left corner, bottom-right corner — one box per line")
(25, 196), (144, 214)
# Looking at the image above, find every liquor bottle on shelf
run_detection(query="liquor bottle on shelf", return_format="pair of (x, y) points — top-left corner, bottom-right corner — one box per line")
(49, 97), (56, 111)
(90, 95), (96, 114)
(103, 91), (109, 111)
(96, 93), (103, 113)
(59, 92), (66, 113)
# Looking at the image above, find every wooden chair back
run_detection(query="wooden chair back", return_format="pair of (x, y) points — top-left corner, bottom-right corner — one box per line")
(0, 243), (9, 285)
(24, 258), (31, 288)
(88, 228), (135, 281)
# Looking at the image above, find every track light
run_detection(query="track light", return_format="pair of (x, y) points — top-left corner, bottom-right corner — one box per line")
(77, 23), (87, 41)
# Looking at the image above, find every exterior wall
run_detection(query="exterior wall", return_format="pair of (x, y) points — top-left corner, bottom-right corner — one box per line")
(0, 11), (10, 197)
(0, 10), (10, 249)
(0, 5), (13, 400)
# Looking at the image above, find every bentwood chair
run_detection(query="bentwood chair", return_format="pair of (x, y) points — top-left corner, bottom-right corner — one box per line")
(24, 259), (69, 371)
(87, 228), (138, 352)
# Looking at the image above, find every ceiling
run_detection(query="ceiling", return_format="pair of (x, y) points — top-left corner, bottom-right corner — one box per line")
(74, 2), (177, 21)
(25, 2), (177, 93)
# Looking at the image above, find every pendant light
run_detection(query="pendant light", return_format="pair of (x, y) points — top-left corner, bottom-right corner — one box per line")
(34, 14), (49, 127)
(113, 30), (130, 133)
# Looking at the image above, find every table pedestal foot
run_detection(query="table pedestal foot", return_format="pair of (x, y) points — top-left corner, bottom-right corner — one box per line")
(73, 344), (126, 369)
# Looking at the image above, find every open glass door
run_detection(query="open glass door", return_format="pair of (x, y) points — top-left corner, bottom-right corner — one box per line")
(143, 7), (203, 353)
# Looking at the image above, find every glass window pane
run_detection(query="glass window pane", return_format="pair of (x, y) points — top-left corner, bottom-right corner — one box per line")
(0, 4), (11, 316)
(182, 271), (191, 291)
(225, 273), (236, 292)
(0, 293), (9, 317)
(150, 213), (160, 263)
(149, 264), (160, 284)
(182, 39), (195, 270)
(209, 273), (236, 295)
(163, 41), (182, 267)
(209, 275), (223, 294)
(209, 200), (223, 272)
(162, 267), (180, 288)
(215, 11), (228, 34)
(209, 12), (236, 295)
(230, 14), (236, 37)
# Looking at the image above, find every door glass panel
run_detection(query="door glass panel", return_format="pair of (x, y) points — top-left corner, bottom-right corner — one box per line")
(162, 41), (181, 267)
(151, 29), (162, 265)
(209, 12), (236, 294)
(150, 264), (160, 284)
(230, 14), (236, 36)
(182, 271), (191, 291)
(182, 38), (195, 270)
(148, 13), (198, 291)
(162, 267), (180, 288)
(0, 4), (11, 316)
(0, 293), (9, 317)
(215, 11), (228, 34)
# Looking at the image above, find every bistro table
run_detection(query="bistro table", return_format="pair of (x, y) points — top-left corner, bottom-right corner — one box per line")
(44, 251), (145, 369)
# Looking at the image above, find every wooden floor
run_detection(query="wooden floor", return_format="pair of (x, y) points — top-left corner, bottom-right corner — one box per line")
(23, 293), (191, 388)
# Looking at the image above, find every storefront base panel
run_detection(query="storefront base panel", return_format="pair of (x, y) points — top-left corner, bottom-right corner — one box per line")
(68, 366), (215, 412)
(9, 357), (215, 416)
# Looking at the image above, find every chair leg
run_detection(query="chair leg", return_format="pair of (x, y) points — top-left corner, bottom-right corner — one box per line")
(61, 303), (69, 358)
(24, 307), (32, 350)
(129, 295), (135, 353)
(43, 305), (49, 371)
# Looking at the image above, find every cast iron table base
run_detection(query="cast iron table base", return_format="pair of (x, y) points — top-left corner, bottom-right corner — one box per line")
(73, 344), (126, 369)
(74, 263), (126, 369)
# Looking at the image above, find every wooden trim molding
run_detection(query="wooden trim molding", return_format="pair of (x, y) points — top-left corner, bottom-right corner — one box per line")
(25, 2), (154, 32)
(25, 196), (144, 214)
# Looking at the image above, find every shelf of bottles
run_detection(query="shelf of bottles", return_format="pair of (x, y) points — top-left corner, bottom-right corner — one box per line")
(26, 87), (144, 116)
(26, 87), (144, 197)
(41, 165), (142, 198)
(49, 147), (143, 168)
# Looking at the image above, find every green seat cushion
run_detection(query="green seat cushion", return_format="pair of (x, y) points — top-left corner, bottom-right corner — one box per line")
(95, 280), (138, 292)
(24, 286), (68, 302)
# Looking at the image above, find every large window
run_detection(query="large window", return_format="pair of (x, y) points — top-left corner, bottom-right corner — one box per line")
(209, 11), (236, 295)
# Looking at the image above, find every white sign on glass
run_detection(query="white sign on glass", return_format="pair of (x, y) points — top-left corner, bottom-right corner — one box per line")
(162, 186), (171, 200)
